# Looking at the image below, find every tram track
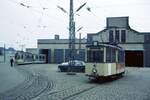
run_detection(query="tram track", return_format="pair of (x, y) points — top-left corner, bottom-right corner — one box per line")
(0, 66), (54, 100)
(37, 83), (98, 100)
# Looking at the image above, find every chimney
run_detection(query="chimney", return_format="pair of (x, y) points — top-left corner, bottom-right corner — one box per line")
(55, 35), (59, 40)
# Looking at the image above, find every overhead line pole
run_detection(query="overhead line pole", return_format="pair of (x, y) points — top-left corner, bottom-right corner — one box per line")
(69, 0), (75, 60)
(67, 0), (76, 74)
(4, 44), (6, 63)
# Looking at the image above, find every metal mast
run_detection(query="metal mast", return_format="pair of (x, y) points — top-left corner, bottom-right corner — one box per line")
(4, 44), (6, 63)
(69, 0), (75, 60)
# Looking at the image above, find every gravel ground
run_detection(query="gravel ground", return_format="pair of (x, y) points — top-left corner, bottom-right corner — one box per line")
(1, 64), (150, 100)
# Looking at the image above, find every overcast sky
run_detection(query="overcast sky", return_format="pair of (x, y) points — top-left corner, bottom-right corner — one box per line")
(0, 0), (150, 50)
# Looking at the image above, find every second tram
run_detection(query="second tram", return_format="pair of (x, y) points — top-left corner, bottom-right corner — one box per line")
(15, 51), (46, 65)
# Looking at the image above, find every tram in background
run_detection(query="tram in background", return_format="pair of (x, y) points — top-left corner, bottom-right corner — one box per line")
(85, 42), (125, 80)
(15, 51), (46, 65)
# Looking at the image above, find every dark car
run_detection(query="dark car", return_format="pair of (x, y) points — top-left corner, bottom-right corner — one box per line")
(58, 60), (85, 72)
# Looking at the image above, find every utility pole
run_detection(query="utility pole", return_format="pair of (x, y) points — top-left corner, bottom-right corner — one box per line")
(4, 44), (6, 63)
(67, 0), (76, 74)
(19, 44), (25, 52)
(58, 0), (86, 61)
(69, 0), (75, 61)
(58, 0), (86, 74)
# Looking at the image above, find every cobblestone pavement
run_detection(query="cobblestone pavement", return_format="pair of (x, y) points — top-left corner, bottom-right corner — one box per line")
(0, 65), (54, 100)
(0, 64), (150, 100)
(0, 63), (25, 93)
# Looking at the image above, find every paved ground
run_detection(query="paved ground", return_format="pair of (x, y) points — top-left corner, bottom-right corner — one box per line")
(0, 64), (150, 100)
(0, 63), (25, 93)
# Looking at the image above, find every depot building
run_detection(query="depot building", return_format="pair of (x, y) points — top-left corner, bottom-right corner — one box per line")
(37, 16), (150, 67)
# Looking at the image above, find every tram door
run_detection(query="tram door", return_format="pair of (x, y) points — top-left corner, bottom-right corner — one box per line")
(39, 49), (51, 63)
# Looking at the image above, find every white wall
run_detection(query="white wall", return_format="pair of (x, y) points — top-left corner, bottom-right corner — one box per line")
(126, 30), (144, 43)
(119, 44), (144, 50)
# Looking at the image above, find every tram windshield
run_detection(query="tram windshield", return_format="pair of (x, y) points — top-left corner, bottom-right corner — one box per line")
(87, 49), (104, 63)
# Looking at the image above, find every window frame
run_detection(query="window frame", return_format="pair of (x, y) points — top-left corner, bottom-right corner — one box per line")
(109, 30), (114, 43)
(115, 30), (120, 43)
(121, 30), (126, 43)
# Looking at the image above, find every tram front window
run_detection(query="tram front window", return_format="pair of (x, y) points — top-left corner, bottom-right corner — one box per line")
(87, 50), (104, 63)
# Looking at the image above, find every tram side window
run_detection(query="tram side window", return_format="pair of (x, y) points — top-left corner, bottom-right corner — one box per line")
(106, 47), (111, 62)
(18, 55), (20, 59)
(42, 56), (45, 60)
(36, 55), (38, 60)
(118, 51), (124, 63)
(21, 55), (24, 59)
(15, 53), (18, 59)
(112, 48), (116, 62)
(106, 47), (116, 62)
(39, 56), (42, 61)
(32, 55), (33, 60)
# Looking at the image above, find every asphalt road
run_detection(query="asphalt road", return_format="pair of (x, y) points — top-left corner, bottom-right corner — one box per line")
(0, 64), (150, 100)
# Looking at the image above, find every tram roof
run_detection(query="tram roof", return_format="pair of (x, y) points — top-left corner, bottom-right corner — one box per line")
(86, 43), (124, 50)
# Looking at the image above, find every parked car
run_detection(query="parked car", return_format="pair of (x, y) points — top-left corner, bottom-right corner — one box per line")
(58, 60), (85, 72)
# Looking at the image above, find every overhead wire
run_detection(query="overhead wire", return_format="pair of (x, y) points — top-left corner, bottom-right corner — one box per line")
(37, 0), (46, 29)
(7, 2), (71, 38)
(6, 0), (68, 27)
(5, 0), (70, 40)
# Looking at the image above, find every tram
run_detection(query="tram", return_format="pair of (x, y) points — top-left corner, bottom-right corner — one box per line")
(85, 42), (125, 80)
(15, 51), (46, 65)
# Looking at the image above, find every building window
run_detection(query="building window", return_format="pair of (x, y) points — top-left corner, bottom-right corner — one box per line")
(87, 34), (93, 44)
(106, 47), (111, 62)
(115, 30), (120, 43)
(109, 30), (114, 43)
(121, 30), (126, 43)
(112, 48), (116, 62)
(21, 55), (24, 59)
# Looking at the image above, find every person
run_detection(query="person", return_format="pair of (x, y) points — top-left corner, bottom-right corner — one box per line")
(10, 58), (14, 67)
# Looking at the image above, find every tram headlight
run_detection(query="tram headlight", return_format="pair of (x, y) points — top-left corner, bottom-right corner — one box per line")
(92, 68), (97, 73)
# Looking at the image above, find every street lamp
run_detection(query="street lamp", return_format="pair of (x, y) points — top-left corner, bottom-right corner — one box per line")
(0, 42), (6, 63)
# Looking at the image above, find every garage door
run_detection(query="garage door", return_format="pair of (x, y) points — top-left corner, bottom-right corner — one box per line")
(39, 49), (51, 63)
(125, 51), (143, 67)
